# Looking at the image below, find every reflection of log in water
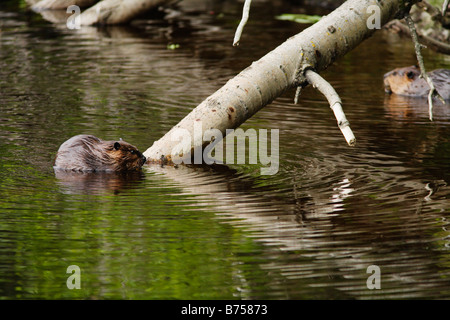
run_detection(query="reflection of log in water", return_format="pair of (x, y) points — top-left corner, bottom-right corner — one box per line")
(147, 163), (448, 246)
(147, 164), (337, 250)
(26, 9), (241, 137)
(145, 163), (450, 298)
(54, 169), (145, 194)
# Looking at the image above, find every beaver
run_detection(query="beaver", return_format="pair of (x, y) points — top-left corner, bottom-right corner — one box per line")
(383, 66), (450, 100)
(54, 135), (146, 172)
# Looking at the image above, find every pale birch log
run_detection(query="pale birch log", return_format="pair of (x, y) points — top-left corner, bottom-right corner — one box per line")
(144, 0), (418, 163)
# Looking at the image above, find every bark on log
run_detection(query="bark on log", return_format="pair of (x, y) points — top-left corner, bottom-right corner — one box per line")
(143, 0), (418, 163)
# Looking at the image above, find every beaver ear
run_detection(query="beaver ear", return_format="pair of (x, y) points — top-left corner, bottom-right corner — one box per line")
(406, 71), (415, 79)
(114, 142), (121, 150)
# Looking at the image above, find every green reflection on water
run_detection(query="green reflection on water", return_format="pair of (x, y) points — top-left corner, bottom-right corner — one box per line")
(0, 163), (272, 299)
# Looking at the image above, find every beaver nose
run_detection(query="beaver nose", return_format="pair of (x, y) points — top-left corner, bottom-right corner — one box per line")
(142, 155), (146, 164)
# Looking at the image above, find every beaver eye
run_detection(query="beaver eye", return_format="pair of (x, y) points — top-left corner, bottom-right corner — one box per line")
(130, 150), (135, 154)
(406, 71), (415, 79)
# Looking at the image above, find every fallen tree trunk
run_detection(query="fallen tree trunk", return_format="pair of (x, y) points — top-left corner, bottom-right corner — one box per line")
(30, 0), (98, 11)
(79, 0), (169, 25)
(143, 0), (418, 164)
(29, 0), (172, 25)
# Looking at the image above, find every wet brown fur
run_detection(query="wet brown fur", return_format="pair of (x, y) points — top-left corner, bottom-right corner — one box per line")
(54, 135), (146, 172)
(383, 66), (450, 100)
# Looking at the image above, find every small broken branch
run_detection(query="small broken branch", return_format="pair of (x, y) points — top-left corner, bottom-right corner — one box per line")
(304, 70), (356, 146)
(405, 14), (445, 121)
(233, 0), (252, 46)
(444, 0), (449, 16)
(294, 87), (302, 104)
(293, 49), (305, 105)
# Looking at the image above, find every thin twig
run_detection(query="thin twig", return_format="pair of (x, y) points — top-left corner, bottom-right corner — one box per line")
(294, 87), (302, 104)
(233, 0), (252, 46)
(305, 70), (356, 146)
(405, 14), (445, 121)
(443, 0), (449, 16)
(293, 49), (305, 104)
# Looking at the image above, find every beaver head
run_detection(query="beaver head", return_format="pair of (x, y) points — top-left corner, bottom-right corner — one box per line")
(105, 139), (147, 171)
(383, 65), (422, 95)
(384, 66), (450, 99)
(54, 135), (146, 172)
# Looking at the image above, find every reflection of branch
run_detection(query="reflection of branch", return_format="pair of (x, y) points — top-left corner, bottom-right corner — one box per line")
(233, 0), (252, 46)
(405, 14), (445, 122)
(304, 70), (356, 147)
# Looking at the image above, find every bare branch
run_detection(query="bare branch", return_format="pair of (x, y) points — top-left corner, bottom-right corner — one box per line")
(294, 87), (302, 105)
(233, 0), (252, 46)
(443, 0), (449, 16)
(405, 14), (445, 121)
(304, 70), (356, 147)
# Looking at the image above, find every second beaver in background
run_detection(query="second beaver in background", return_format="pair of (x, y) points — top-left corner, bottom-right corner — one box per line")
(383, 66), (450, 100)
(54, 135), (146, 172)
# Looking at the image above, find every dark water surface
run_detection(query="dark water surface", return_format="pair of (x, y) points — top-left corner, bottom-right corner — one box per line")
(1, 1), (449, 299)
